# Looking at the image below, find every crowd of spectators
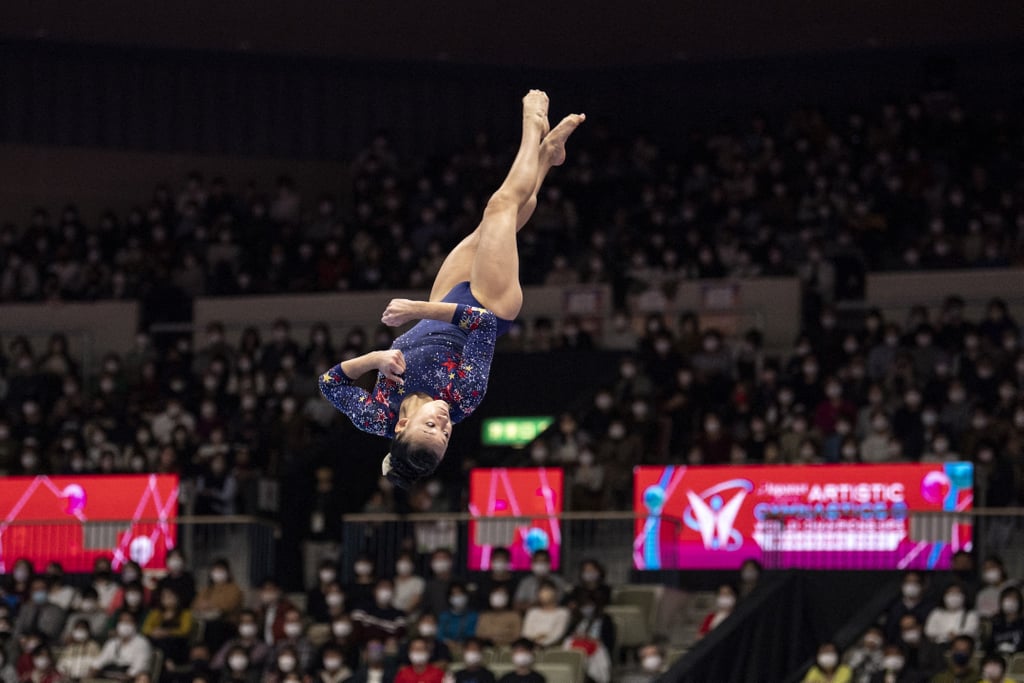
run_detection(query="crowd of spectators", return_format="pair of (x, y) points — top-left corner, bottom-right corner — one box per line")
(802, 553), (1024, 683)
(0, 92), (1022, 311)
(0, 547), (677, 683)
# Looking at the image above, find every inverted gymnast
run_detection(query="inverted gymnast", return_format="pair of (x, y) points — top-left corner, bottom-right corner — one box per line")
(320, 90), (584, 488)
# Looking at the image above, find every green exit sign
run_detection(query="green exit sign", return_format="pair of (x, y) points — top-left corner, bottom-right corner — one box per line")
(481, 416), (554, 447)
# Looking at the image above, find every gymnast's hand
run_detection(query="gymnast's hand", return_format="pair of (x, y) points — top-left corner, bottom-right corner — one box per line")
(375, 349), (406, 383)
(381, 298), (421, 327)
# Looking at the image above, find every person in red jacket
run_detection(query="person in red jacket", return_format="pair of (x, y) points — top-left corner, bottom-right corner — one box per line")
(395, 637), (445, 683)
(698, 583), (738, 638)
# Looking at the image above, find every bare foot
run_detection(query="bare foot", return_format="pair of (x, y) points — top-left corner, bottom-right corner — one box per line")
(541, 113), (586, 166)
(522, 90), (550, 136)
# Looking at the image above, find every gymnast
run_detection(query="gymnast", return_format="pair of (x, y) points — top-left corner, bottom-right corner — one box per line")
(320, 90), (584, 488)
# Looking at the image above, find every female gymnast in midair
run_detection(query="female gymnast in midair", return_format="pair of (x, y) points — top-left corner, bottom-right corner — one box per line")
(320, 90), (584, 488)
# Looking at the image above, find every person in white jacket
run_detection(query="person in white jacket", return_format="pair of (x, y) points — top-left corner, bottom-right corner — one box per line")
(924, 583), (979, 645)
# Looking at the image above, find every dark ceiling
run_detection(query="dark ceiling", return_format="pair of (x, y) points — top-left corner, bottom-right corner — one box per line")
(1, 0), (1022, 67)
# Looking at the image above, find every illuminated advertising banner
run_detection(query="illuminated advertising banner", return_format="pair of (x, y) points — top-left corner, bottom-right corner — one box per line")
(633, 463), (972, 571)
(468, 468), (563, 571)
(0, 474), (179, 573)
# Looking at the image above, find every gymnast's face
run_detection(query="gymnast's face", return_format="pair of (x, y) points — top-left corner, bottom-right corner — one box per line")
(396, 400), (452, 458)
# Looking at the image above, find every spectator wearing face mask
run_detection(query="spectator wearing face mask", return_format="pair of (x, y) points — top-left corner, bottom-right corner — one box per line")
(392, 553), (425, 615)
(394, 637), (444, 683)
(475, 547), (518, 608)
(155, 550), (196, 609)
(319, 615), (359, 673)
(884, 573), (933, 644)
(23, 644), (60, 683)
(343, 556), (378, 612)
(928, 635), (977, 683)
(521, 580), (570, 647)
(106, 561), (149, 615)
(802, 642), (853, 683)
(566, 560), (611, 610)
(866, 644), (924, 683)
(454, 638), (495, 683)
(219, 645), (260, 683)
(141, 587), (193, 666)
(475, 587), (522, 647)
(514, 550), (568, 611)
(42, 562), (77, 611)
(349, 579), (407, 646)
(57, 618), (101, 681)
(345, 638), (397, 683)
(738, 560), (762, 597)
(620, 643), (666, 683)
(211, 610), (271, 671)
(985, 586), (1024, 657)
(255, 578), (296, 645)
(89, 558), (119, 612)
(498, 639), (544, 683)
(13, 577), (66, 643)
(439, 582), (478, 643)
(191, 559), (244, 652)
(974, 557), (1016, 620)
(270, 609), (315, 674)
(423, 549), (462, 618)
(410, 614), (451, 667)
(844, 626), (886, 683)
(698, 584), (738, 638)
(314, 643), (351, 683)
(264, 644), (304, 683)
(924, 584), (979, 646)
(978, 654), (1013, 683)
(89, 612), (153, 682)
(306, 560), (340, 624)
(61, 587), (107, 641)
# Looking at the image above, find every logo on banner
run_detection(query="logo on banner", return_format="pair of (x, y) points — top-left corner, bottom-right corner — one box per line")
(684, 479), (754, 550)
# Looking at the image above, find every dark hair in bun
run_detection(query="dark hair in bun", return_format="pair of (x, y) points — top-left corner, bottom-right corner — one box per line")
(383, 435), (440, 490)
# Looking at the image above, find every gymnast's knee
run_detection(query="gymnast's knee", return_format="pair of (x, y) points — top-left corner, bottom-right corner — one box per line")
(485, 191), (526, 215)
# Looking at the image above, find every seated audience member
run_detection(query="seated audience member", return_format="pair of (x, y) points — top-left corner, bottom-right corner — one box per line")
(350, 578), (407, 645)
(476, 586), (522, 647)
(498, 639), (546, 683)
(343, 555), (378, 612)
(521, 580), (571, 647)
(986, 586), (1024, 656)
(23, 644), (61, 683)
(454, 638), (496, 683)
(698, 584), (738, 638)
(620, 643), (667, 683)
(564, 597), (614, 683)
(108, 561), (150, 613)
(565, 559), (611, 609)
(844, 626), (885, 683)
(928, 635), (978, 683)
(738, 559), (762, 597)
(191, 559), (244, 651)
(923, 584), (979, 646)
(395, 636), (445, 683)
(265, 645), (303, 683)
(318, 615), (360, 673)
(62, 587), (108, 640)
(257, 578), (296, 644)
(514, 550), (568, 611)
(108, 582), (150, 635)
(211, 610), (271, 670)
(90, 557), (120, 611)
(392, 552), (425, 615)
(885, 573), (933, 644)
(895, 615), (930, 674)
(177, 643), (214, 683)
(802, 642), (854, 683)
(90, 612), (153, 682)
(975, 557), (1016, 620)
(155, 549), (197, 608)
(142, 587), (193, 666)
(307, 560), (340, 624)
(57, 618), (102, 681)
(14, 630), (45, 680)
(270, 608), (316, 673)
(439, 582), (479, 643)
(14, 577), (66, 642)
(424, 549), (462, 617)
(978, 654), (1013, 683)
(476, 547), (519, 608)
(219, 645), (260, 683)
(43, 562), (79, 610)
(867, 644), (925, 683)
(345, 638), (398, 683)
(411, 613), (452, 667)
(313, 643), (351, 683)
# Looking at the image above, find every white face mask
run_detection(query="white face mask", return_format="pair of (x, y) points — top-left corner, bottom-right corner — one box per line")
(229, 655), (249, 671)
(944, 593), (964, 610)
(277, 656), (297, 672)
(1002, 598), (1020, 614)
(210, 569), (228, 583)
(116, 622), (136, 639)
(983, 569), (1002, 585)
(323, 657), (343, 671)
(817, 653), (838, 670)
(124, 592), (142, 607)
(491, 559), (509, 573)
(284, 622), (303, 638)
(319, 569), (337, 584)
(531, 562), (550, 576)
(464, 651), (483, 666)
(354, 562), (372, 577)
(326, 593), (344, 608)
(716, 594), (736, 611)
(409, 650), (429, 666)
(512, 652), (534, 668)
(882, 655), (904, 671)
(33, 656), (50, 671)
(450, 594), (469, 611)
(490, 593), (509, 609)
(166, 557), (184, 572)
(642, 655), (663, 672)
(901, 629), (921, 645)
(902, 582), (921, 600)
(332, 621), (353, 638)
(418, 623), (437, 637)
(431, 559), (452, 575)
(396, 561), (414, 577)
(983, 665), (1003, 681)
(375, 589), (393, 605)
